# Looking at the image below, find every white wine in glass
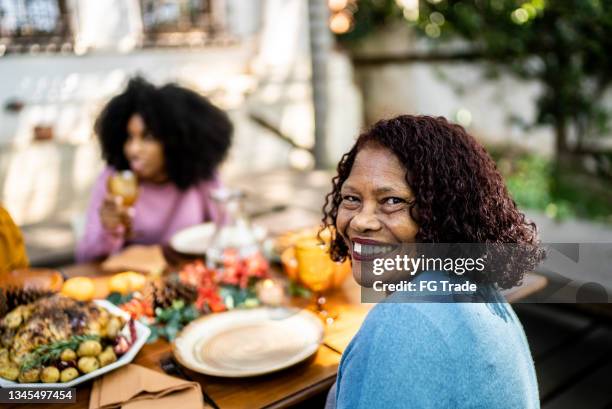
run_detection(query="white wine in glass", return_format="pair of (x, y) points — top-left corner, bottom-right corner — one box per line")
(107, 170), (138, 237)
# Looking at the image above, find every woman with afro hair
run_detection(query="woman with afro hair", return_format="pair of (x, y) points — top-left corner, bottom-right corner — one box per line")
(76, 77), (232, 262)
(323, 115), (543, 409)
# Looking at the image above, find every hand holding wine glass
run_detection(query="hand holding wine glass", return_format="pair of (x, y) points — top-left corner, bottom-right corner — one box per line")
(102, 171), (138, 238)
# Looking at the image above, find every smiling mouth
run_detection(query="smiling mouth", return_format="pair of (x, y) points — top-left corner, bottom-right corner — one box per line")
(352, 241), (399, 261)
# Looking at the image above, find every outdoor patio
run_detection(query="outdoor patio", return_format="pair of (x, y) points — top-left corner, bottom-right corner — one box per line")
(2, 1), (612, 408)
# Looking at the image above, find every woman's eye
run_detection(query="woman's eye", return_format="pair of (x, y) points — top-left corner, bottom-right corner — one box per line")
(383, 197), (405, 206)
(341, 195), (360, 205)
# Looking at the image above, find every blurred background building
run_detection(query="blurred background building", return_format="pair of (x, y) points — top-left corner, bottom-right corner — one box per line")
(0, 0), (361, 263)
(1, 0), (611, 265)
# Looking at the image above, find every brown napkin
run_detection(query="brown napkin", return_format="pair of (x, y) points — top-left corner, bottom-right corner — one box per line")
(101, 245), (167, 275)
(89, 364), (204, 409)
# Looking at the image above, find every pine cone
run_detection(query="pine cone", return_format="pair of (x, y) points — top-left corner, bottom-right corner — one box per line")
(153, 280), (197, 309)
(0, 286), (54, 315)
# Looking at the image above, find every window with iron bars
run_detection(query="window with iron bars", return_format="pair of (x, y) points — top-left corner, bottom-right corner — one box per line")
(140, 0), (230, 47)
(0, 0), (72, 54)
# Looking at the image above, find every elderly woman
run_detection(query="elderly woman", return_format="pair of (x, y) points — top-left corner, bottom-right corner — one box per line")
(77, 77), (232, 262)
(323, 115), (543, 409)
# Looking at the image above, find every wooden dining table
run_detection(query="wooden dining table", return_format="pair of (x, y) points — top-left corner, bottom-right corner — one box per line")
(6, 253), (548, 409)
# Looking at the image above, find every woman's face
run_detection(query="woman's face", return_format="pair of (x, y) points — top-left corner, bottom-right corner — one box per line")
(124, 114), (167, 183)
(336, 143), (419, 284)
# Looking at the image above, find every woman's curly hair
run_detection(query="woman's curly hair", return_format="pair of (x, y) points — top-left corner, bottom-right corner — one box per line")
(322, 115), (544, 289)
(95, 76), (232, 189)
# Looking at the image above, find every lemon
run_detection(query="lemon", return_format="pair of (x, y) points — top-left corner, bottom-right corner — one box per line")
(61, 277), (95, 301)
(126, 272), (146, 291)
(109, 271), (146, 295)
(108, 274), (129, 295)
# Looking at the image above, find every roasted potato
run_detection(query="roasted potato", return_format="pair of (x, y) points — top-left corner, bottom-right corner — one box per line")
(98, 308), (110, 327)
(105, 317), (122, 339)
(0, 363), (19, 381)
(60, 367), (79, 383)
(97, 346), (117, 367)
(77, 356), (99, 374)
(41, 366), (60, 383)
(60, 348), (77, 362)
(77, 340), (102, 357)
(18, 368), (40, 383)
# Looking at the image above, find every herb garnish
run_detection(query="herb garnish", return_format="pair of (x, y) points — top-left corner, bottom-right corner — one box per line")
(20, 334), (100, 371)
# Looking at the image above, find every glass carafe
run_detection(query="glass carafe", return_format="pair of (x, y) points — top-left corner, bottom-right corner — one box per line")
(206, 188), (260, 270)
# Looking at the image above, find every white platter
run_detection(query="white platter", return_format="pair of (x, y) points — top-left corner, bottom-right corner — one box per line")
(173, 307), (323, 378)
(0, 299), (150, 388)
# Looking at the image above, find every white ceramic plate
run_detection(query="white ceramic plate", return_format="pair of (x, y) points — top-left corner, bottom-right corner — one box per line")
(0, 300), (150, 388)
(173, 307), (323, 377)
(169, 222), (267, 256)
(169, 223), (217, 256)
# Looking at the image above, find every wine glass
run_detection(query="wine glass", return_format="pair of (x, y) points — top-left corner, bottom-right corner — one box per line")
(107, 170), (138, 237)
(295, 237), (337, 324)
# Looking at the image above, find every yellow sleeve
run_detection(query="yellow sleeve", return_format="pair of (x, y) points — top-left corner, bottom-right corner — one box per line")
(0, 206), (29, 273)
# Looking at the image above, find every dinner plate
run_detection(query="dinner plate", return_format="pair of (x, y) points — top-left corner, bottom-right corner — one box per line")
(169, 223), (217, 256)
(0, 300), (150, 388)
(173, 307), (323, 377)
(169, 222), (268, 256)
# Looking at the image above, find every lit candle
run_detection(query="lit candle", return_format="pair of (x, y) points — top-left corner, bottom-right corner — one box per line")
(257, 278), (286, 306)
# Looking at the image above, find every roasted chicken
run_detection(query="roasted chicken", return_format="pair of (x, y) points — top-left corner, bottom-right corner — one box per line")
(0, 295), (121, 368)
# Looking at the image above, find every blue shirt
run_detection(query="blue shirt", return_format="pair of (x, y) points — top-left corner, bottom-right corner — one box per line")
(326, 274), (539, 409)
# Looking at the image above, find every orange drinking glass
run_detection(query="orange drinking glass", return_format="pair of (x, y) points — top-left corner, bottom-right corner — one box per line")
(295, 237), (337, 324)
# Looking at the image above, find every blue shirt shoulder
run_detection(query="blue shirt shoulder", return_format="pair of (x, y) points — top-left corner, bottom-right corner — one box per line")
(332, 297), (539, 409)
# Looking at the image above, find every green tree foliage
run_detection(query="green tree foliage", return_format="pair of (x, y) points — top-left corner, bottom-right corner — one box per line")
(339, 0), (612, 157)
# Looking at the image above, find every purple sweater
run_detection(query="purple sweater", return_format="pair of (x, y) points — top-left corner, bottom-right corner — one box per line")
(76, 167), (223, 262)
